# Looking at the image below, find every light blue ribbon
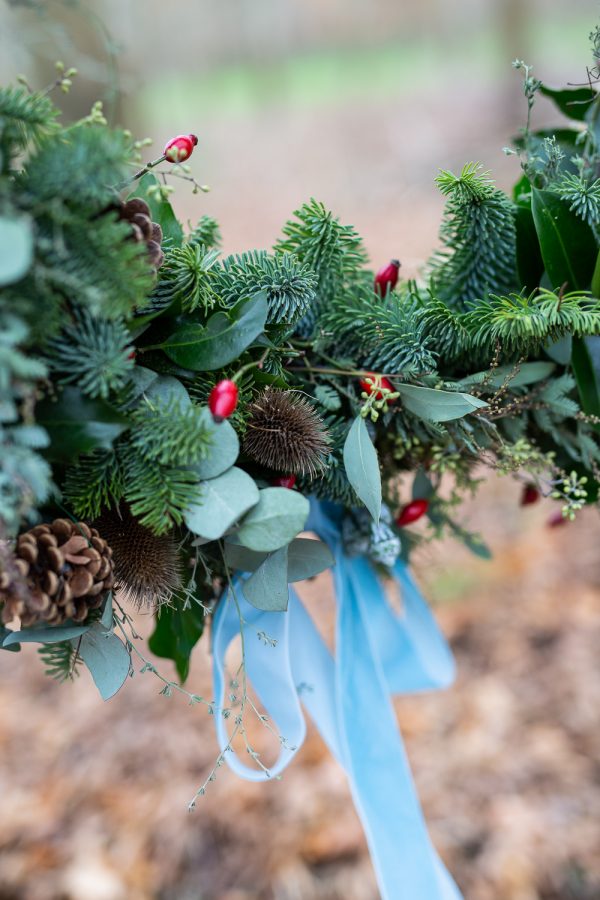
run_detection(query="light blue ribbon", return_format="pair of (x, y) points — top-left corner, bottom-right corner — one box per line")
(212, 500), (463, 900)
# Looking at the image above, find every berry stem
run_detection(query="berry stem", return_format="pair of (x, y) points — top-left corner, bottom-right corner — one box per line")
(118, 154), (167, 190)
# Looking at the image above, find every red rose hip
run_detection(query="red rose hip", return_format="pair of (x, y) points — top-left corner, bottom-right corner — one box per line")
(208, 379), (238, 423)
(374, 259), (401, 297)
(396, 499), (429, 528)
(163, 133), (198, 163)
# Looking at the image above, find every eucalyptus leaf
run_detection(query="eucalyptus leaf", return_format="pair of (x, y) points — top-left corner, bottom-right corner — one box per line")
(36, 387), (129, 461)
(76, 623), (131, 701)
(242, 545), (289, 611)
(191, 409), (239, 479)
(100, 593), (114, 630)
(286, 538), (334, 581)
(234, 488), (310, 552)
(343, 416), (381, 523)
(0, 627), (20, 652)
(3, 622), (90, 647)
(0, 215), (33, 286)
(161, 292), (268, 371)
(184, 466), (259, 540)
(412, 468), (434, 501)
(545, 335), (572, 365)
(223, 542), (267, 572)
(143, 374), (191, 408)
(457, 361), (555, 390)
(122, 366), (159, 407)
(397, 384), (487, 422)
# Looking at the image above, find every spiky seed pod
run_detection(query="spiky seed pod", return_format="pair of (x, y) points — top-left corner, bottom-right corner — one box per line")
(0, 520), (114, 628)
(243, 390), (330, 477)
(94, 505), (182, 608)
(118, 198), (164, 269)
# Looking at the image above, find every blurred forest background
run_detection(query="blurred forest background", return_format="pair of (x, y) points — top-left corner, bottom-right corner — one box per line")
(1, 1), (600, 898)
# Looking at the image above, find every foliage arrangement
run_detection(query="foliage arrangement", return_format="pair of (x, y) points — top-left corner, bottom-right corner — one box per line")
(2, 33), (600, 782)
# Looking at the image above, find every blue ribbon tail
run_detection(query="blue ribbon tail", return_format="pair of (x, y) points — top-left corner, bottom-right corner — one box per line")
(211, 499), (463, 899)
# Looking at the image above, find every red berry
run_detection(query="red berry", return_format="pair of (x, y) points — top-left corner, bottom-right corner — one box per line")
(208, 379), (238, 423)
(547, 510), (567, 528)
(163, 133), (198, 163)
(271, 475), (297, 489)
(374, 259), (401, 297)
(359, 373), (396, 401)
(396, 499), (429, 528)
(521, 484), (540, 506)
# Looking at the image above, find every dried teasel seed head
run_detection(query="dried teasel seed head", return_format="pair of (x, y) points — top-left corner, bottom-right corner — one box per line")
(242, 389), (330, 477)
(94, 505), (182, 609)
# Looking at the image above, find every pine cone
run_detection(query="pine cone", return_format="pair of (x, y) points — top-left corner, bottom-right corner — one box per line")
(118, 198), (164, 270)
(0, 520), (115, 628)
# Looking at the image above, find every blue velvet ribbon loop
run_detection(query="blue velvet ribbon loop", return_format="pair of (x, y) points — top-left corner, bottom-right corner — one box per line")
(212, 500), (463, 899)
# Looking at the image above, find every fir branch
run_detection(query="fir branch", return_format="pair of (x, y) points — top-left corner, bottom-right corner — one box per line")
(188, 215), (222, 250)
(464, 288), (600, 354)
(129, 397), (213, 467)
(215, 250), (317, 326)
(38, 640), (82, 682)
(151, 244), (220, 314)
(319, 281), (437, 375)
(44, 308), (134, 399)
(0, 86), (59, 156)
(430, 163), (518, 310)
(121, 444), (203, 535)
(554, 172), (600, 227)
(277, 199), (367, 333)
(62, 449), (124, 520)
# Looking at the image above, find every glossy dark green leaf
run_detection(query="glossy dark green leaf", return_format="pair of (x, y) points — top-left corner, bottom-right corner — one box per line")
(242, 545), (289, 611)
(160, 292), (268, 371)
(539, 84), (595, 122)
(531, 189), (597, 291)
(148, 598), (205, 683)
(343, 416), (381, 522)
(36, 387), (129, 461)
(571, 336), (600, 422)
(128, 173), (183, 246)
(514, 198), (544, 293)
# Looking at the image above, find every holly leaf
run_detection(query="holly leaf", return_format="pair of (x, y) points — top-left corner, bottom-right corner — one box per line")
(396, 384), (487, 422)
(148, 598), (205, 683)
(160, 292), (268, 371)
(242, 545), (289, 612)
(128, 173), (183, 246)
(234, 488), (310, 552)
(76, 622), (131, 701)
(343, 416), (382, 522)
(36, 387), (129, 461)
(0, 215), (33, 286)
(184, 466), (259, 540)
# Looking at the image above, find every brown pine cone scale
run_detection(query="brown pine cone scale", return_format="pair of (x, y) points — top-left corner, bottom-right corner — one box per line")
(0, 520), (115, 629)
(118, 198), (164, 270)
